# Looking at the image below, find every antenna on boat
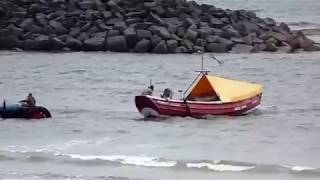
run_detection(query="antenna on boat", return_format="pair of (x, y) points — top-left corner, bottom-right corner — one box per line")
(210, 54), (224, 65)
(195, 50), (210, 75)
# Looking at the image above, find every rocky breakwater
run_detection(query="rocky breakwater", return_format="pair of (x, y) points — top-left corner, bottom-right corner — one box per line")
(0, 0), (319, 53)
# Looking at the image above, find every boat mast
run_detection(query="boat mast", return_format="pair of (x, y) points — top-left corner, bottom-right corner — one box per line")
(196, 50), (210, 75)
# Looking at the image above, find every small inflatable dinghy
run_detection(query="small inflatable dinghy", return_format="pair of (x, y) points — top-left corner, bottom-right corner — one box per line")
(0, 101), (51, 119)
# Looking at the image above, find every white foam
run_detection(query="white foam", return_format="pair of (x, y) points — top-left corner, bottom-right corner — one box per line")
(64, 154), (177, 167)
(291, 166), (317, 171)
(187, 162), (255, 172)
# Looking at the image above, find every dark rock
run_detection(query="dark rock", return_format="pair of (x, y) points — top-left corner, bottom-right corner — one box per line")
(8, 24), (24, 37)
(35, 13), (47, 27)
(206, 35), (220, 43)
(0, 35), (18, 49)
(231, 37), (245, 44)
(78, 0), (94, 10)
(167, 40), (178, 53)
(103, 11), (112, 19)
(49, 37), (66, 50)
(134, 39), (151, 52)
(230, 44), (254, 53)
(124, 27), (138, 48)
(217, 37), (234, 49)
(49, 20), (68, 35)
(181, 39), (194, 51)
(221, 26), (240, 39)
(209, 17), (224, 28)
(106, 35), (127, 52)
(87, 26), (99, 35)
(149, 25), (171, 40)
(197, 27), (213, 38)
(296, 31), (320, 51)
(148, 12), (164, 25)
(263, 18), (276, 27)
(19, 18), (42, 33)
(176, 27), (186, 37)
(176, 46), (188, 53)
(268, 31), (289, 42)
(126, 18), (142, 25)
(78, 32), (89, 42)
(234, 21), (261, 36)
(195, 38), (206, 46)
(114, 21), (127, 31)
(252, 43), (267, 52)
(108, 29), (120, 37)
(134, 22), (153, 30)
(252, 38), (264, 44)
(279, 22), (290, 33)
(137, 29), (152, 39)
(184, 28), (198, 41)
(66, 36), (83, 50)
(206, 43), (228, 53)
(144, 1), (157, 9)
(171, 33), (182, 41)
(28, 3), (41, 14)
(152, 40), (168, 53)
(81, 22), (92, 32)
(193, 45), (204, 53)
(277, 42), (291, 53)
(150, 34), (162, 47)
(84, 32), (106, 51)
(69, 27), (81, 37)
(0, 28), (10, 36)
(265, 39), (278, 52)
(33, 34), (51, 50)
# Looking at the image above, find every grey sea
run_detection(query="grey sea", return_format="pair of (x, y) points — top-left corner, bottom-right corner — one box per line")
(1, 0), (320, 180)
(1, 51), (320, 180)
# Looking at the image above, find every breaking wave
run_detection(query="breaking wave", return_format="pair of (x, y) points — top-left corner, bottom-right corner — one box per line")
(1, 149), (320, 174)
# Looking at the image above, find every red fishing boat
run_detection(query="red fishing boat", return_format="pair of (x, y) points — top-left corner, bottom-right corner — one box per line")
(135, 59), (263, 118)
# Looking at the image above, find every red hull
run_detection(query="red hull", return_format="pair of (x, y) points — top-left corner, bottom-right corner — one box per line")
(135, 94), (262, 118)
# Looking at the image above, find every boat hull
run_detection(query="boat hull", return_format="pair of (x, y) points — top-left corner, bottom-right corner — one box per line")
(135, 94), (262, 118)
(0, 105), (52, 119)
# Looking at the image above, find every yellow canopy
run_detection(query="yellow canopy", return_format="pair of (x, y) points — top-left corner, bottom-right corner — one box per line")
(186, 74), (263, 103)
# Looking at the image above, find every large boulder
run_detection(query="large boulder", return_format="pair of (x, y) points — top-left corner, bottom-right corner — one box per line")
(137, 29), (152, 40)
(149, 25), (171, 40)
(152, 40), (168, 53)
(206, 43), (229, 53)
(148, 12), (164, 25)
(184, 28), (198, 41)
(106, 35), (127, 52)
(124, 27), (138, 48)
(69, 27), (81, 37)
(49, 20), (68, 35)
(0, 35), (18, 49)
(166, 40), (178, 53)
(134, 39), (151, 52)
(49, 37), (66, 50)
(296, 31), (320, 51)
(234, 21), (261, 36)
(230, 44), (254, 53)
(66, 36), (83, 50)
(150, 34), (162, 47)
(19, 18), (42, 33)
(83, 32), (107, 51)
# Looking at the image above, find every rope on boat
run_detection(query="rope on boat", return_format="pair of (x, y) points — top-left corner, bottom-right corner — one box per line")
(184, 99), (193, 118)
